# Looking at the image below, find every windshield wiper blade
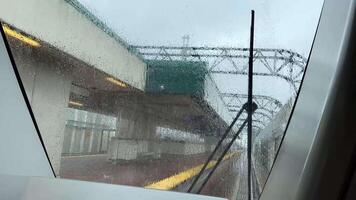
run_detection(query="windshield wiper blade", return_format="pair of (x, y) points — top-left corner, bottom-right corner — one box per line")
(196, 102), (257, 194)
(188, 102), (257, 193)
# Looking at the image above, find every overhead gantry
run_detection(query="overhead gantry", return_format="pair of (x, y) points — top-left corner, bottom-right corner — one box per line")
(132, 45), (307, 130)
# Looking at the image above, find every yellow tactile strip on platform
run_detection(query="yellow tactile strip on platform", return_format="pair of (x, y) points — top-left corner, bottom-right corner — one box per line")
(145, 152), (240, 190)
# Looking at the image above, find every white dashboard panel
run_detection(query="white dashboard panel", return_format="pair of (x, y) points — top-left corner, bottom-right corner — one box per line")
(0, 174), (226, 200)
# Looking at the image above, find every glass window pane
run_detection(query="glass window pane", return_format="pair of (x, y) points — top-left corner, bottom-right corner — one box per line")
(1, 0), (323, 199)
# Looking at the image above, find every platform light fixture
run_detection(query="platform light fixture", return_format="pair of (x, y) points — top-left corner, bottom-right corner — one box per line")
(68, 101), (83, 107)
(105, 77), (127, 88)
(2, 24), (41, 47)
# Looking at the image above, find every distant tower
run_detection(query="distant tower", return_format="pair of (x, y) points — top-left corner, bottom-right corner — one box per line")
(182, 35), (190, 47)
(181, 35), (190, 60)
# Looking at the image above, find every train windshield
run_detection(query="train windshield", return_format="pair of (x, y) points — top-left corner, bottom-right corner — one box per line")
(1, 0), (323, 199)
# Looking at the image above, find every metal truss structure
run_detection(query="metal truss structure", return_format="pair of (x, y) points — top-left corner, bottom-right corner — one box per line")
(131, 45), (307, 131)
(224, 93), (282, 131)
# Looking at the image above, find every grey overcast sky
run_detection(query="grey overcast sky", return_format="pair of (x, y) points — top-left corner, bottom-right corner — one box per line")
(78, 0), (323, 55)
(77, 0), (324, 103)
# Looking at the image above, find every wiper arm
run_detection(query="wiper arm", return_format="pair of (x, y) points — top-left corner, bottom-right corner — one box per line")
(188, 102), (257, 193)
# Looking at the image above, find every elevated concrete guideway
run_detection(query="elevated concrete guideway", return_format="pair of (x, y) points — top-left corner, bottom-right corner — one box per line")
(0, 0), (147, 91)
(0, 0), (232, 127)
(0, 0), (235, 173)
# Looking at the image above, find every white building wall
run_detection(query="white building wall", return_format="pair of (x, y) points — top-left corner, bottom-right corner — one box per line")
(0, 0), (147, 90)
(13, 47), (72, 175)
(204, 74), (234, 125)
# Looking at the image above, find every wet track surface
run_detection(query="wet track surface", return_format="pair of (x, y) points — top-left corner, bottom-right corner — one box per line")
(60, 153), (211, 186)
(59, 152), (243, 199)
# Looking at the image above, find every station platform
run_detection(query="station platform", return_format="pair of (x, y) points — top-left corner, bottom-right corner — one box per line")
(59, 152), (242, 199)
